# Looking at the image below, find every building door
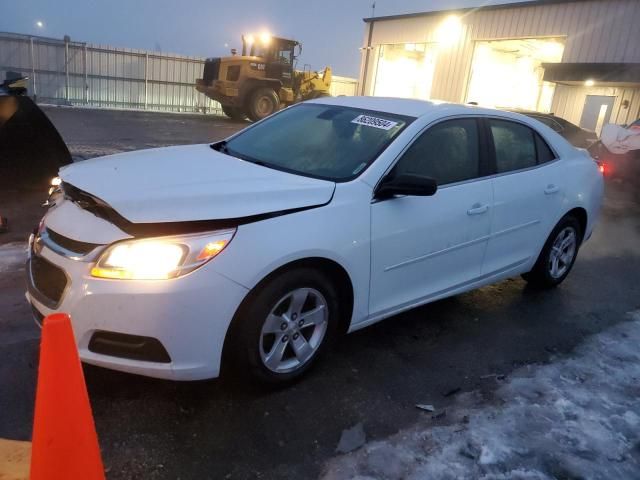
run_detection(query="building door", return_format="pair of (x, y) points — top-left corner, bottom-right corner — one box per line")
(372, 43), (436, 100)
(466, 38), (564, 112)
(580, 95), (615, 134)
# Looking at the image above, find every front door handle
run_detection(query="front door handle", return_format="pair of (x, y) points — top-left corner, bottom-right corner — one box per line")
(544, 184), (560, 195)
(467, 203), (489, 215)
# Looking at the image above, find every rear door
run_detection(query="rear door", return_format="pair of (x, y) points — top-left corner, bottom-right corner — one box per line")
(369, 117), (493, 316)
(482, 118), (566, 276)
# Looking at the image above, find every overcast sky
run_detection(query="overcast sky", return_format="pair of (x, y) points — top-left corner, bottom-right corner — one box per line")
(3, 0), (521, 77)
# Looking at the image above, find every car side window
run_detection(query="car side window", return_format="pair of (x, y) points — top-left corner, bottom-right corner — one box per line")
(393, 118), (480, 186)
(489, 119), (537, 173)
(535, 133), (556, 164)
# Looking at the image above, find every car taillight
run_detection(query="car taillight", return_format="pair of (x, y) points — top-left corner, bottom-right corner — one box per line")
(595, 161), (606, 175)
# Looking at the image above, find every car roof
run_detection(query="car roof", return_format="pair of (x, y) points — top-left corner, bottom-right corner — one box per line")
(309, 95), (540, 123)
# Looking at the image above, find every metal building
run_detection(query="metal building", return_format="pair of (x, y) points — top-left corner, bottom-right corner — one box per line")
(358, 0), (640, 133)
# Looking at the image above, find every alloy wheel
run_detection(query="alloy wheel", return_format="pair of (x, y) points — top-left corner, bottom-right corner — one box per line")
(259, 288), (329, 374)
(548, 226), (577, 279)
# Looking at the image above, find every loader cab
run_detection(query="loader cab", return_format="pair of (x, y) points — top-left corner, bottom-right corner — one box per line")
(242, 35), (299, 88)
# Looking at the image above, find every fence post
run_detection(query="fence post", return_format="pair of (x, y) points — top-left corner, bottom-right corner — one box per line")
(84, 44), (88, 104)
(64, 36), (70, 102)
(144, 53), (149, 109)
(29, 37), (37, 101)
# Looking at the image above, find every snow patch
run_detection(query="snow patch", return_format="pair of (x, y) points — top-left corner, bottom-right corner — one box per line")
(0, 242), (27, 272)
(322, 314), (640, 480)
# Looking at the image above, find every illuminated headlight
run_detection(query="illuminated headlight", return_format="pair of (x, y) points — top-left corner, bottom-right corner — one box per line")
(48, 176), (62, 196)
(90, 229), (235, 280)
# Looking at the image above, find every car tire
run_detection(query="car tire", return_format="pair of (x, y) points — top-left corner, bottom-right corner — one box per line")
(221, 105), (246, 121)
(229, 268), (339, 385)
(522, 215), (582, 289)
(247, 87), (279, 122)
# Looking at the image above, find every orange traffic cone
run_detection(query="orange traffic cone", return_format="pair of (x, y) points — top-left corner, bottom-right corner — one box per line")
(30, 313), (105, 480)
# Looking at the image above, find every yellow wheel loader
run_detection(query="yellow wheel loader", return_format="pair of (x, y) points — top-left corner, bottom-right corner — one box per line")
(195, 35), (332, 121)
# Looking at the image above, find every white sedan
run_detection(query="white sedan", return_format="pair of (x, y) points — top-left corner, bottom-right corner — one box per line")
(27, 97), (603, 383)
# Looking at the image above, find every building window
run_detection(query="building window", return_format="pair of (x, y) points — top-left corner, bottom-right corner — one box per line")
(372, 43), (437, 100)
(466, 38), (565, 112)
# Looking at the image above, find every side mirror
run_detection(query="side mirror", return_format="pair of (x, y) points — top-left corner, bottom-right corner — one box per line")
(376, 174), (438, 199)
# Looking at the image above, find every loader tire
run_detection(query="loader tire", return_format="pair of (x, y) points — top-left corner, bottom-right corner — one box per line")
(221, 105), (246, 121)
(247, 88), (279, 122)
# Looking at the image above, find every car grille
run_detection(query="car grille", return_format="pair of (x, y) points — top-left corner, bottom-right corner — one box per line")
(29, 253), (68, 307)
(203, 58), (221, 84)
(45, 228), (101, 256)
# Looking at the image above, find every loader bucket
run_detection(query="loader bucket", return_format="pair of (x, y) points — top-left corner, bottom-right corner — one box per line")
(0, 95), (71, 189)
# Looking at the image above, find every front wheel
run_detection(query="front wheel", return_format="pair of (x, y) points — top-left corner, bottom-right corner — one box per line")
(246, 87), (279, 122)
(229, 268), (339, 384)
(522, 215), (582, 289)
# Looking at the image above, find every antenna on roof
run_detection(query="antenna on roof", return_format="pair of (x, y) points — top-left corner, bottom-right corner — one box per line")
(371, 1), (376, 18)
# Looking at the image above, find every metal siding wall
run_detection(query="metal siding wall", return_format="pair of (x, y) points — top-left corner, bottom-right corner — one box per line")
(361, 0), (640, 106)
(551, 84), (640, 126)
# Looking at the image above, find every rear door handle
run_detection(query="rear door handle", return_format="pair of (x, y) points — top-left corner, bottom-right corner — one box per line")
(467, 203), (489, 215)
(544, 184), (560, 195)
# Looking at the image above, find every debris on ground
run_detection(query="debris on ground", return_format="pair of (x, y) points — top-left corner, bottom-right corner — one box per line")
(322, 311), (640, 479)
(335, 423), (366, 454)
(415, 404), (435, 412)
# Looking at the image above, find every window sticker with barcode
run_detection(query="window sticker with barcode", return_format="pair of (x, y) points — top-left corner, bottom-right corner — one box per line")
(351, 115), (398, 130)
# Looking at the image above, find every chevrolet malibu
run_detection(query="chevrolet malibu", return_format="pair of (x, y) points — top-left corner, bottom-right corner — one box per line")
(27, 97), (603, 384)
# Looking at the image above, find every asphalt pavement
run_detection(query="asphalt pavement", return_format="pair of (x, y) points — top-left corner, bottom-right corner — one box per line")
(0, 106), (639, 479)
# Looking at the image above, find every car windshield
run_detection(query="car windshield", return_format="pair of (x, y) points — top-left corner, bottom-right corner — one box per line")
(223, 103), (412, 181)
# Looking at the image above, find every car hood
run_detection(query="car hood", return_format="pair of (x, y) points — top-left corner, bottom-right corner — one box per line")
(60, 144), (335, 224)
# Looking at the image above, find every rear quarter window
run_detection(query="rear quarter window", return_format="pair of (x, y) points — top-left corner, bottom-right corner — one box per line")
(535, 133), (557, 164)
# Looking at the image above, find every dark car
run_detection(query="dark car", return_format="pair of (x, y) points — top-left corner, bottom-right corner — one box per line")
(587, 118), (640, 185)
(504, 109), (599, 149)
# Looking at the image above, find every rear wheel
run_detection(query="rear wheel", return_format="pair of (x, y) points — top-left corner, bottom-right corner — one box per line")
(247, 87), (279, 122)
(229, 268), (339, 384)
(522, 215), (581, 289)
(221, 105), (246, 121)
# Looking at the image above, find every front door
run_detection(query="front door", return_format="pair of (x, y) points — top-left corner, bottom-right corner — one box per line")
(580, 95), (615, 135)
(370, 118), (493, 317)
